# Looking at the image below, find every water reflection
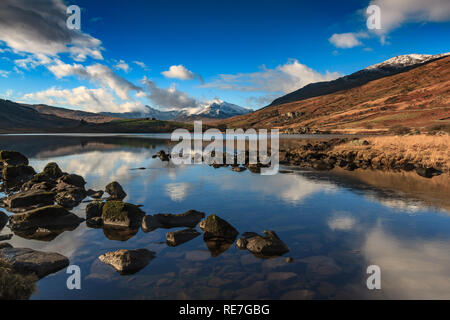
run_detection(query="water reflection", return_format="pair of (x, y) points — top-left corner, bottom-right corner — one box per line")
(0, 134), (449, 300)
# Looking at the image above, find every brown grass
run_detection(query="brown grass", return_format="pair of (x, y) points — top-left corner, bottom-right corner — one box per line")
(333, 134), (450, 171)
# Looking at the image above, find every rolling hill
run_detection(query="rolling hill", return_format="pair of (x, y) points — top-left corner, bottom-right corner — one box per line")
(217, 55), (450, 134)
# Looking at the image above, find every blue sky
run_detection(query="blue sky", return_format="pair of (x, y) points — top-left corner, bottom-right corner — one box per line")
(0, 0), (449, 112)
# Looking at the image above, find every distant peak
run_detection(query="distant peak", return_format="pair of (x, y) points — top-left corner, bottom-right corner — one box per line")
(365, 53), (450, 70)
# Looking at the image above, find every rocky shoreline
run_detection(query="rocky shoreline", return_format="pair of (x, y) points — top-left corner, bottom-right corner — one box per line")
(0, 150), (291, 299)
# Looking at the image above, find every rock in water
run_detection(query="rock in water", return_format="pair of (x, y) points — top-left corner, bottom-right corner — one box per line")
(42, 162), (63, 179)
(5, 189), (55, 210)
(101, 201), (144, 228)
(9, 205), (84, 232)
(2, 165), (36, 182)
(166, 229), (200, 246)
(245, 231), (289, 257)
(55, 187), (86, 208)
(0, 247), (69, 279)
(58, 174), (86, 189)
(142, 209), (205, 231)
(0, 151), (29, 166)
(98, 249), (155, 274)
(86, 201), (104, 219)
(199, 214), (238, 240)
(87, 189), (104, 199)
(105, 181), (127, 200)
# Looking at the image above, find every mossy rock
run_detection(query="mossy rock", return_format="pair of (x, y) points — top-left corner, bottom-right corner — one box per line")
(43, 163), (63, 179)
(2, 165), (36, 181)
(102, 201), (144, 227)
(199, 214), (238, 240)
(105, 181), (127, 200)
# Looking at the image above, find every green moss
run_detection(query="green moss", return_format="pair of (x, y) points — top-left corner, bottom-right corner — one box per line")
(43, 162), (63, 179)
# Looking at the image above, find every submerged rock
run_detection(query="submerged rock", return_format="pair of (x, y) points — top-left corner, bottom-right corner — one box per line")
(105, 181), (127, 200)
(199, 214), (238, 240)
(98, 249), (155, 274)
(0, 151), (29, 166)
(166, 229), (200, 247)
(86, 217), (103, 228)
(102, 226), (138, 241)
(142, 209), (205, 232)
(12, 226), (78, 242)
(9, 205), (84, 232)
(101, 201), (144, 228)
(232, 166), (247, 172)
(245, 231), (289, 258)
(0, 247), (69, 279)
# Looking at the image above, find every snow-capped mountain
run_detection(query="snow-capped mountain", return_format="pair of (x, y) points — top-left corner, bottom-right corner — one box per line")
(101, 99), (252, 121)
(366, 53), (450, 71)
(196, 99), (252, 119)
(270, 52), (450, 106)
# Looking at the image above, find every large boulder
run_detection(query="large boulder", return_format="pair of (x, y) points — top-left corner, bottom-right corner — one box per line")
(142, 209), (205, 232)
(245, 231), (289, 257)
(9, 205), (84, 232)
(98, 249), (155, 274)
(199, 214), (238, 240)
(0, 247), (69, 279)
(166, 229), (200, 247)
(0, 151), (28, 166)
(105, 181), (127, 200)
(101, 201), (144, 228)
(5, 189), (55, 210)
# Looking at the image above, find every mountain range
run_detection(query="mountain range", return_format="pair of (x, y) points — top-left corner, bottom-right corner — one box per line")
(100, 99), (253, 121)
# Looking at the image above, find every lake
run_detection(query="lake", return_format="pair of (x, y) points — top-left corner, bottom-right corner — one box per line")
(1, 134), (450, 300)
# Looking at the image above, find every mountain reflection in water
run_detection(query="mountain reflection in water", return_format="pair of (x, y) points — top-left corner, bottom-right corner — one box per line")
(0, 134), (449, 300)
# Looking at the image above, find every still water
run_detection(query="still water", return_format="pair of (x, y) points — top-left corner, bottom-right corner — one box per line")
(1, 134), (450, 300)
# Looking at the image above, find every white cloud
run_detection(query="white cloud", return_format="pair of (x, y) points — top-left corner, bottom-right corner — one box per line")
(329, 32), (367, 49)
(22, 86), (146, 113)
(162, 64), (195, 80)
(133, 61), (149, 70)
(141, 76), (199, 109)
(328, 214), (356, 231)
(115, 60), (130, 73)
(203, 59), (342, 95)
(48, 60), (142, 100)
(0, 0), (103, 61)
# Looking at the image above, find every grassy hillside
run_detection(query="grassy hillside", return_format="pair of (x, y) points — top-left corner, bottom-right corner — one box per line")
(216, 56), (450, 134)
